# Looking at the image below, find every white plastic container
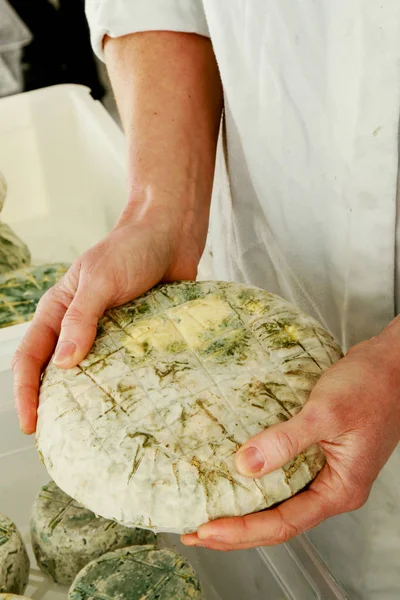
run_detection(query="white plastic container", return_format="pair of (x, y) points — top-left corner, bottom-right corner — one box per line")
(0, 0), (32, 97)
(0, 84), (127, 364)
(0, 84), (127, 261)
(0, 85), (349, 599)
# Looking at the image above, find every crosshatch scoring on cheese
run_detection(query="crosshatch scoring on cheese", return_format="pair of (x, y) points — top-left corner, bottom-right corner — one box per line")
(37, 280), (343, 534)
(68, 545), (205, 600)
(31, 481), (157, 586)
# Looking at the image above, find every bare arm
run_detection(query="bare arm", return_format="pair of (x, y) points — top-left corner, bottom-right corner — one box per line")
(104, 31), (223, 270)
(13, 32), (223, 434)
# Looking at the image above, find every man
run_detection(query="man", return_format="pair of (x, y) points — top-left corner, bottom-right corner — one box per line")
(13, 2), (400, 598)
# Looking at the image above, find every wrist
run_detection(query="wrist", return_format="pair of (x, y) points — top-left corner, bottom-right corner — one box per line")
(116, 186), (209, 266)
(373, 317), (400, 385)
(126, 181), (207, 226)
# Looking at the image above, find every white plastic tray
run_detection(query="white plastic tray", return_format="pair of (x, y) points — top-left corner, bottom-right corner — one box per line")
(0, 84), (127, 262)
(0, 85), (348, 599)
(0, 84), (127, 360)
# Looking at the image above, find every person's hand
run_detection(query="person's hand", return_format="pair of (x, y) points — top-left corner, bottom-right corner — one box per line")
(13, 202), (205, 435)
(182, 324), (400, 550)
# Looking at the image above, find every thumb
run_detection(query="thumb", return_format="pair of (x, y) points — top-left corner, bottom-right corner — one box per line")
(235, 410), (319, 478)
(53, 282), (110, 369)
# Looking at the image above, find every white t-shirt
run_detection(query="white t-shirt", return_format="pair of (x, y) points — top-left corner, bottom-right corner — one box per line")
(86, 2), (400, 598)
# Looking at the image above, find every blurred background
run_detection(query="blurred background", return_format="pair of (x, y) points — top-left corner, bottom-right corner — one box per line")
(0, 0), (118, 120)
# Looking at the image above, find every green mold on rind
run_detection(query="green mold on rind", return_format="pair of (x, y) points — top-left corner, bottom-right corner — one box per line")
(0, 171), (7, 213)
(37, 280), (343, 534)
(0, 263), (69, 328)
(0, 514), (30, 595)
(68, 545), (204, 600)
(0, 223), (31, 275)
(30, 481), (157, 586)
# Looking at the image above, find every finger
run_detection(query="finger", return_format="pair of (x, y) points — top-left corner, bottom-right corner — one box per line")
(181, 532), (246, 551)
(53, 281), (111, 368)
(234, 408), (321, 478)
(180, 534), (209, 548)
(193, 464), (348, 548)
(181, 534), (243, 552)
(13, 289), (72, 434)
(182, 533), (262, 552)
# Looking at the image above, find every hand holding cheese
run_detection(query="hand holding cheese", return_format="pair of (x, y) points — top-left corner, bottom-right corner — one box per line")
(12, 32), (223, 435)
(184, 326), (400, 550)
(36, 281), (341, 534)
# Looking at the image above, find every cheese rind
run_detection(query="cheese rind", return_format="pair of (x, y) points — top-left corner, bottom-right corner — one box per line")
(37, 281), (343, 533)
(0, 263), (69, 328)
(68, 545), (204, 600)
(0, 171), (6, 213)
(30, 481), (157, 586)
(0, 223), (31, 275)
(0, 171), (7, 212)
(0, 514), (30, 595)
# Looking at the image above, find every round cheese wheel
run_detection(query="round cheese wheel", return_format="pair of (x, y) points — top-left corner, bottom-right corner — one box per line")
(0, 223), (31, 275)
(31, 481), (157, 586)
(37, 281), (342, 534)
(0, 171), (7, 213)
(68, 545), (204, 600)
(0, 514), (30, 595)
(0, 263), (69, 329)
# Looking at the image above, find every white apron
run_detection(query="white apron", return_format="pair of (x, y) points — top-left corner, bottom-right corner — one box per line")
(87, 2), (400, 597)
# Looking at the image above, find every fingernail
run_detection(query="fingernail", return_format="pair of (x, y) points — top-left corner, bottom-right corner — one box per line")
(19, 419), (34, 436)
(53, 341), (76, 366)
(236, 446), (265, 476)
(197, 525), (225, 542)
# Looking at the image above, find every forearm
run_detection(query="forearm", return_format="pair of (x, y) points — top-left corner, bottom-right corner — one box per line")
(104, 31), (223, 250)
(373, 314), (400, 377)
